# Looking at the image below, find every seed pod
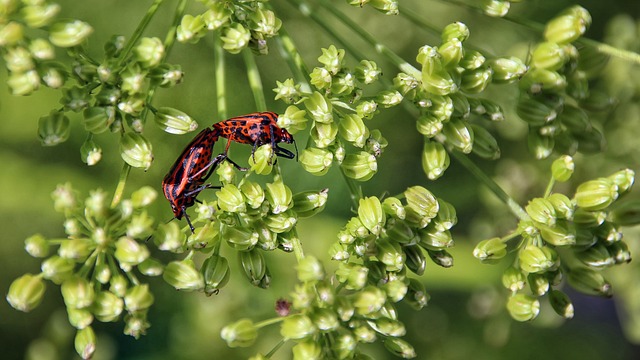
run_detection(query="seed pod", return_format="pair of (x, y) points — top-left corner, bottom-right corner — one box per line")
(471, 124), (500, 160)
(489, 56), (527, 83)
(403, 245), (426, 275)
(91, 291), (124, 322)
(607, 169), (635, 195)
(460, 66), (493, 93)
(538, 220), (576, 246)
(382, 197), (406, 220)
(120, 132), (153, 170)
(442, 118), (474, 153)
(221, 318), (257, 347)
(384, 337), (417, 359)
(335, 262), (368, 290)
(526, 198), (557, 227)
(296, 255), (324, 283)
(61, 276), (95, 309)
(163, 259), (204, 291)
(519, 245), (555, 273)
(460, 49), (486, 70)
(421, 57), (457, 96)
(549, 289), (574, 319)
(517, 96), (558, 125)
(566, 267), (612, 297)
(74, 326), (96, 360)
(25, 234), (49, 258)
(341, 151), (377, 181)
(544, 6), (591, 44)
(339, 114), (369, 148)
(154, 107), (197, 135)
(38, 111), (70, 146)
(520, 68), (567, 94)
(0, 21), (24, 45)
(502, 267), (526, 292)
(610, 200), (640, 226)
(377, 239), (405, 272)
(531, 42), (567, 70)
(438, 38), (463, 69)
(41, 255), (75, 284)
(426, 249), (454, 268)
(527, 130), (554, 160)
(575, 243), (615, 269)
(292, 189), (328, 218)
(300, 147), (333, 175)
(473, 237), (507, 262)
(551, 155), (574, 182)
(416, 114), (443, 138)
(281, 314), (316, 340)
(239, 249), (267, 287)
(358, 197), (385, 235)
(528, 273), (550, 296)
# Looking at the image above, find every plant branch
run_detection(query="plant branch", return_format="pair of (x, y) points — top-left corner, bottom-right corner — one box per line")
(242, 48), (267, 111)
(214, 33), (227, 120)
(116, 0), (165, 69)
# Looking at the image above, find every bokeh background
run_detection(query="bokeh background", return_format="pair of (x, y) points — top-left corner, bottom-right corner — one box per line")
(1, 0), (639, 359)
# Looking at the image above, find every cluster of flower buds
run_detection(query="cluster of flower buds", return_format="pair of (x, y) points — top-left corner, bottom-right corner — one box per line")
(0, 1), (92, 96)
(473, 156), (636, 321)
(220, 186), (456, 358)
(517, 6), (614, 159)
(397, 22), (527, 179)
(273, 46), (391, 181)
(7, 184), (163, 359)
(159, 172), (329, 294)
(346, 0), (399, 16)
(177, 0), (282, 54)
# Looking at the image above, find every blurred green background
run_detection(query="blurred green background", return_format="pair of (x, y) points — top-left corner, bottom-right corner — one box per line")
(1, 0), (639, 359)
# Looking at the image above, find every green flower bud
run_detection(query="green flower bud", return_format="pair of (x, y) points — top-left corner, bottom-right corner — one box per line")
(566, 70), (589, 100)
(79, 138), (102, 166)
(382, 197), (405, 220)
(153, 107), (197, 134)
(40, 63), (67, 90)
(61, 276), (95, 309)
(291, 189), (328, 218)
(527, 273), (549, 296)
(265, 210), (297, 233)
(450, 93), (470, 119)
(531, 42), (567, 70)
(83, 106), (115, 134)
(58, 238), (92, 261)
(538, 220), (576, 246)
(265, 181), (293, 214)
(148, 63), (183, 88)
(471, 124), (500, 160)
(384, 337), (416, 359)
(335, 296), (355, 322)
(335, 262), (368, 290)
(123, 284), (154, 312)
(25, 234), (49, 258)
(281, 314), (316, 340)
(404, 278), (429, 311)
(482, 0), (510, 17)
(608, 169), (634, 195)
(576, 242), (616, 269)
(239, 249), (267, 287)
(442, 22), (469, 42)
(473, 237), (507, 262)
(109, 274), (127, 298)
(520, 245), (556, 274)
(22, 3), (60, 27)
(442, 118), (474, 153)
(544, 6), (591, 44)
(338, 114), (368, 148)
(421, 55), (456, 95)
(38, 111), (70, 146)
(355, 59), (382, 84)
(368, 317), (406, 338)
(507, 293), (540, 322)
(332, 331), (357, 359)
(114, 236), (149, 271)
(7, 274), (45, 312)
(41, 255), (74, 284)
(74, 326), (96, 360)
(356, 100), (379, 120)
(369, 0), (398, 15)
(7, 69), (40, 95)
(330, 71), (356, 95)
(223, 225), (258, 251)
(550, 155), (574, 183)
(176, 14), (205, 43)
(502, 266), (526, 292)
(460, 66), (493, 93)
(5, 47), (34, 73)
(201, 254), (230, 295)
(135, 37), (164, 68)
(377, 239), (405, 272)
(488, 56), (527, 83)
(222, 23), (251, 53)
(382, 279), (408, 303)
(458, 50), (484, 72)
(318, 45), (344, 75)
(526, 198), (557, 227)
(300, 147), (333, 175)
(276, 105), (306, 134)
(549, 289), (574, 319)
(0, 21), (23, 46)
(353, 285), (386, 315)
(68, 307), (93, 330)
(295, 255), (324, 283)
(30, 38), (55, 60)
(120, 132), (153, 170)
(521, 68), (567, 94)
(428, 95), (454, 122)
(49, 20), (93, 47)
(163, 259), (204, 291)
(273, 78), (301, 104)
(376, 90), (403, 108)
(221, 318), (258, 347)
(216, 184), (246, 213)
(309, 308), (339, 332)
(575, 178), (618, 211)
(153, 222), (185, 252)
(292, 340), (322, 360)
(386, 218), (418, 245)
(405, 186), (439, 221)
(357, 197), (385, 235)
(567, 267), (612, 297)
(516, 96), (559, 126)
(403, 245), (426, 275)
(314, 280), (335, 306)
(202, 2), (231, 30)
(608, 241), (631, 264)
(421, 140), (450, 180)
(416, 115), (443, 138)
(558, 105), (590, 135)
(341, 151), (377, 181)
(527, 131), (554, 160)
(427, 249), (454, 268)
(309, 66), (332, 90)
(90, 291), (123, 322)
(438, 39), (463, 68)
(305, 91), (333, 123)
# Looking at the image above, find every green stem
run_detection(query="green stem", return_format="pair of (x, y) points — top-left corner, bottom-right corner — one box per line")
(543, 177), (555, 198)
(111, 163), (131, 208)
(242, 48), (267, 111)
(254, 316), (286, 329)
(214, 33), (227, 120)
(314, 0), (421, 79)
(116, 0), (165, 69)
(449, 150), (529, 221)
(340, 167), (363, 210)
(275, 27), (312, 92)
(291, 228), (305, 261)
(264, 338), (287, 359)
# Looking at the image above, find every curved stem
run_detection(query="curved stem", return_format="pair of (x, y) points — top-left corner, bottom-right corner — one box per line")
(242, 48), (267, 111)
(274, 27), (312, 92)
(111, 163), (131, 208)
(340, 167), (363, 210)
(116, 0), (165, 69)
(291, 228), (305, 262)
(254, 316), (285, 329)
(449, 150), (529, 221)
(214, 33), (228, 120)
(543, 177), (555, 198)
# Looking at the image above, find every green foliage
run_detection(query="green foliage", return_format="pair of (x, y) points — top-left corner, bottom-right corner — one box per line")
(2, 0), (640, 359)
